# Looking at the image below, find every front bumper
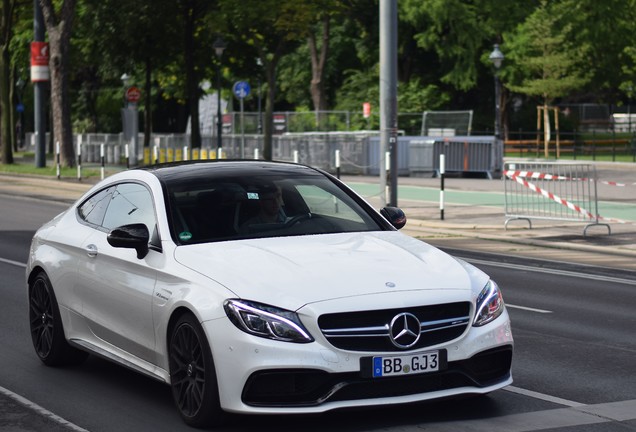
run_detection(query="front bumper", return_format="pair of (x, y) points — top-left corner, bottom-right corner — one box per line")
(243, 345), (512, 407)
(203, 309), (513, 414)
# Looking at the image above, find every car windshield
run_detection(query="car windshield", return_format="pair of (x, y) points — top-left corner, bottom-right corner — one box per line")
(163, 168), (384, 245)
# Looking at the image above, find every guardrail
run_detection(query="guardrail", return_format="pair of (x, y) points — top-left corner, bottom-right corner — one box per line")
(503, 161), (610, 235)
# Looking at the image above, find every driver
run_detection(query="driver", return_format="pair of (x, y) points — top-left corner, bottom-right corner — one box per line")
(241, 183), (287, 230)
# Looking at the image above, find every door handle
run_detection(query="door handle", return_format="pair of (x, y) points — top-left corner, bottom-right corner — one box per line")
(85, 244), (98, 258)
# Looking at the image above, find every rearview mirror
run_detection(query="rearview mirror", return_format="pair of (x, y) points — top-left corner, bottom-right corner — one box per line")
(107, 223), (150, 259)
(380, 206), (407, 230)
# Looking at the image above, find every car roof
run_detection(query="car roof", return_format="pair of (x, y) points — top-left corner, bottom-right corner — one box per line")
(139, 160), (325, 185)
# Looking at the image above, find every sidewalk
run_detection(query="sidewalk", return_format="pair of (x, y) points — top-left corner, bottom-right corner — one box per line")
(1, 165), (636, 271)
(343, 167), (636, 271)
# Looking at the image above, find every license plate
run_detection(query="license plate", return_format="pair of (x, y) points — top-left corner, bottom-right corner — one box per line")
(372, 350), (440, 378)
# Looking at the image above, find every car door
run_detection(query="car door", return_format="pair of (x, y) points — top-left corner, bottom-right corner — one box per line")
(75, 182), (160, 364)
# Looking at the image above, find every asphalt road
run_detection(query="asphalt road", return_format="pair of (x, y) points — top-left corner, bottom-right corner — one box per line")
(1, 195), (636, 431)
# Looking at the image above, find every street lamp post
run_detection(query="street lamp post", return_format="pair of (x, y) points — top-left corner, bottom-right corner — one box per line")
(16, 77), (26, 149)
(120, 73), (139, 166)
(213, 37), (227, 159)
(121, 73), (130, 105)
(489, 44), (504, 139)
(489, 44), (504, 174)
(256, 57), (263, 135)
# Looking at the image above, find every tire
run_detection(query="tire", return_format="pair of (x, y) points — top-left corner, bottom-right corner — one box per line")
(28, 272), (88, 366)
(169, 313), (224, 428)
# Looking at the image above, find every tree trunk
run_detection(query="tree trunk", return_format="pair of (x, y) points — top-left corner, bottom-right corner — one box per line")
(308, 16), (330, 120)
(40, 0), (77, 168)
(183, 0), (201, 148)
(144, 55), (152, 148)
(9, 65), (16, 152)
(261, 39), (288, 161)
(0, 43), (13, 164)
(83, 67), (99, 132)
(0, 0), (15, 164)
(263, 60), (275, 161)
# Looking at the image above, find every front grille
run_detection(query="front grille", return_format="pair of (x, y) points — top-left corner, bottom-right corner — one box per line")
(242, 345), (513, 407)
(318, 302), (471, 352)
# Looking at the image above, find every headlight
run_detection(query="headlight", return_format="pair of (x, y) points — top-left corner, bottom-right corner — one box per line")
(473, 280), (505, 327)
(224, 299), (314, 343)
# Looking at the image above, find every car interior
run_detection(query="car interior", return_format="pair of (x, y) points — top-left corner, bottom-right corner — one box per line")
(170, 182), (313, 243)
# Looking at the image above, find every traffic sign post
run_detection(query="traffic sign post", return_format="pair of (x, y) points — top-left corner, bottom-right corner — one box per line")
(233, 81), (250, 99)
(233, 81), (251, 158)
(122, 86), (141, 166)
(125, 86), (141, 105)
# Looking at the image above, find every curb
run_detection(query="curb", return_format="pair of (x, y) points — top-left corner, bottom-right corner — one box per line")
(405, 220), (636, 259)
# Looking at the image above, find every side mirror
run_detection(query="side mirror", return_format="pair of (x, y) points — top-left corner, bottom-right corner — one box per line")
(107, 223), (150, 259)
(380, 206), (407, 230)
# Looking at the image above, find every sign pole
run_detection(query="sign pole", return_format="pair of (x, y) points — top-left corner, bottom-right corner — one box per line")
(32, 0), (48, 168)
(233, 81), (251, 159)
(240, 97), (245, 158)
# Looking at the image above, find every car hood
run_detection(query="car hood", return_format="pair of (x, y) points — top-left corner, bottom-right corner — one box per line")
(174, 231), (481, 311)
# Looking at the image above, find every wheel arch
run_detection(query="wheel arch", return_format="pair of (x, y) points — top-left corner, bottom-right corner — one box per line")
(27, 266), (46, 287)
(166, 306), (198, 352)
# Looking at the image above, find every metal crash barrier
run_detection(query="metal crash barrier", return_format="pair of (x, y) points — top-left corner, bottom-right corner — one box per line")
(433, 138), (501, 179)
(503, 162), (610, 235)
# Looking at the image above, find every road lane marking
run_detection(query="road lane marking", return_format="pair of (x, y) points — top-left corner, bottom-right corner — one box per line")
(463, 257), (636, 286)
(416, 398), (636, 431)
(0, 385), (89, 432)
(0, 257), (26, 268)
(505, 385), (584, 407)
(506, 304), (552, 314)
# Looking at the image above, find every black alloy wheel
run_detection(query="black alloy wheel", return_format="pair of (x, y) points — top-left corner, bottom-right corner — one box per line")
(28, 272), (87, 366)
(169, 313), (223, 427)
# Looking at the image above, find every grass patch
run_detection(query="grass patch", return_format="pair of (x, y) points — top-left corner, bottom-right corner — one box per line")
(0, 162), (105, 178)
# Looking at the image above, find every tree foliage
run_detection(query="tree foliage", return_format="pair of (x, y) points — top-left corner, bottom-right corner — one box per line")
(2, 0), (636, 166)
(504, 1), (590, 106)
(219, 0), (318, 159)
(557, 0), (636, 102)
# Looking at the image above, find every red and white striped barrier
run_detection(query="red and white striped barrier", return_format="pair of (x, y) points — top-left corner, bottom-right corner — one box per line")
(503, 170), (575, 181)
(504, 170), (636, 187)
(505, 172), (627, 224)
(507, 174), (595, 219)
(599, 180), (636, 187)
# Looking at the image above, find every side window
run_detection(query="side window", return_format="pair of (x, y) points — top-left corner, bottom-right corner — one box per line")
(78, 187), (115, 226)
(102, 183), (156, 232)
(296, 185), (364, 223)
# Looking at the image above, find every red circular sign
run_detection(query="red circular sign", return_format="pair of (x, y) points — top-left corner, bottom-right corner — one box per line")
(125, 86), (141, 103)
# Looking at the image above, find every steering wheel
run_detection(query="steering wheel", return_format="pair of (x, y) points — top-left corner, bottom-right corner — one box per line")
(284, 213), (312, 227)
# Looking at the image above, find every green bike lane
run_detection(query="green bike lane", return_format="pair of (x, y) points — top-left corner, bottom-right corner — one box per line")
(345, 182), (636, 224)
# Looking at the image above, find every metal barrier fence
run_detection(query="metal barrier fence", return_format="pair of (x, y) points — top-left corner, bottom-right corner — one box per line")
(433, 137), (500, 178)
(25, 132), (500, 177)
(140, 132), (375, 174)
(503, 161), (610, 235)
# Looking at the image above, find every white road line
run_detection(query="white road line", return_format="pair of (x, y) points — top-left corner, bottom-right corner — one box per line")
(465, 257), (636, 286)
(0, 385), (89, 432)
(506, 304), (552, 314)
(414, 398), (636, 432)
(0, 257), (26, 268)
(504, 385), (584, 407)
